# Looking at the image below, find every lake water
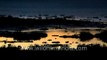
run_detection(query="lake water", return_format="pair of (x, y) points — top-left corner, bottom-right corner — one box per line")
(0, 28), (107, 50)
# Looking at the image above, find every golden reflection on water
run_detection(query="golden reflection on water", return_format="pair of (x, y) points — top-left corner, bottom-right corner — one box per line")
(0, 37), (14, 41)
(0, 29), (107, 50)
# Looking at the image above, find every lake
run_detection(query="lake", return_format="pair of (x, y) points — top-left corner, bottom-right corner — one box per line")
(0, 28), (107, 50)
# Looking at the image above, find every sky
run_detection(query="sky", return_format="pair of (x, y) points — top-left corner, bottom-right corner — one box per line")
(0, 0), (107, 17)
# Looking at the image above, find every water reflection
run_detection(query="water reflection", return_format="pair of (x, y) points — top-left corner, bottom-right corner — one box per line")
(0, 28), (107, 50)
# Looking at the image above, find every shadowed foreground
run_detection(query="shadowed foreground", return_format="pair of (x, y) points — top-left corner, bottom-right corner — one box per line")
(0, 44), (106, 57)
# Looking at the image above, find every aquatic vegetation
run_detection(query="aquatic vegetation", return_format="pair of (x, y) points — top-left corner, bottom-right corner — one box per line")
(95, 30), (107, 42)
(79, 32), (94, 41)
(0, 31), (47, 40)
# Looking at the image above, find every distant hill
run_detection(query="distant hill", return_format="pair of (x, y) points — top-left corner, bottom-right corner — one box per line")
(0, 15), (107, 30)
